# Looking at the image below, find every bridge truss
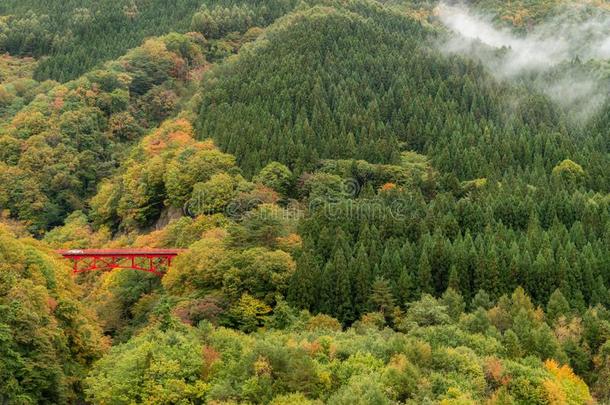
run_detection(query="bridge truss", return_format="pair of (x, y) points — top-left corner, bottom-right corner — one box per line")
(56, 249), (184, 276)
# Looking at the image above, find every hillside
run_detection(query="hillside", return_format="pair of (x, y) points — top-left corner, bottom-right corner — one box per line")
(197, 1), (608, 183)
(0, 0), (201, 81)
(0, 224), (106, 403)
(0, 0), (609, 403)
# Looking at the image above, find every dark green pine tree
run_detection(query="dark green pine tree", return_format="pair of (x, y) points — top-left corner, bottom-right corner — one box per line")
(351, 243), (372, 316)
(429, 232), (451, 292)
(473, 236), (487, 294)
(520, 249), (535, 299)
(371, 263), (381, 281)
(401, 241), (416, 272)
(563, 243), (586, 312)
(556, 256), (570, 296)
(357, 222), (372, 248)
(451, 235), (472, 300)
(319, 261), (336, 316)
(396, 267), (414, 307)
(417, 251), (433, 296)
(484, 244), (501, 300)
(591, 276), (608, 307)
(536, 245), (556, 304)
(447, 264), (461, 293)
(379, 245), (394, 281)
(506, 243), (521, 293)
(332, 248), (354, 325)
(581, 245), (599, 305)
(464, 233), (478, 300)
(367, 225), (382, 264)
(334, 229), (353, 260)
(379, 241), (403, 294)
(287, 251), (320, 311)
(317, 226), (336, 262)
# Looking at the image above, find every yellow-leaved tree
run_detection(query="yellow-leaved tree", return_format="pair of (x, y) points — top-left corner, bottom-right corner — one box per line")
(0, 224), (108, 403)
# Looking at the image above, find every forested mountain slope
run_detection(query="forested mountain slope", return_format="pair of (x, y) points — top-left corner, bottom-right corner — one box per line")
(48, 118), (609, 404)
(197, 0), (609, 184)
(0, 0), (303, 82)
(0, 0), (608, 403)
(0, 224), (106, 403)
(0, 0), (202, 81)
(0, 32), (208, 233)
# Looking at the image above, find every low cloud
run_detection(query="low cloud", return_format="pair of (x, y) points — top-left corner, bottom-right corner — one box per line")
(436, 2), (610, 120)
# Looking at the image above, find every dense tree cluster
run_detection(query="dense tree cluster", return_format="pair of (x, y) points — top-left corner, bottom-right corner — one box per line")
(0, 33), (205, 233)
(0, 0), (308, 81)
(50, 115), (607, 403)
(89, 119), (264, 232)
(0, 224), (106, 403)
(0, 0), (608, 403)
(0, 54), (46, 120)
(0, 0), (203, 81)
(196, 0), (609, 190)
(190, 0), (300, 40)
(470, 0), (598, 28)
(290, 173), (610, 323)
(83, 289), (603, 404)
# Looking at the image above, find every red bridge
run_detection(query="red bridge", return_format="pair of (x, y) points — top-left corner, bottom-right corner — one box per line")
(56, 249), (185, 276)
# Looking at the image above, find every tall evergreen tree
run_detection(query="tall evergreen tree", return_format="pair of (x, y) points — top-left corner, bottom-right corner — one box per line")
(369, 277), (395, 315)
(351, 244), (372, 316)
(287, 251), (320, 311)
(546, 289), (570, 325)
(417, 252), (433, 296)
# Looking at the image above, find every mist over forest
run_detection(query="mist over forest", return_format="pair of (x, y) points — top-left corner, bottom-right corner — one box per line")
(437, 1), (610, 119)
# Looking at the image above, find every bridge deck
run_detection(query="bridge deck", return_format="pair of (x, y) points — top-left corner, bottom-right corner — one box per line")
(57, 249), (185, 257)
